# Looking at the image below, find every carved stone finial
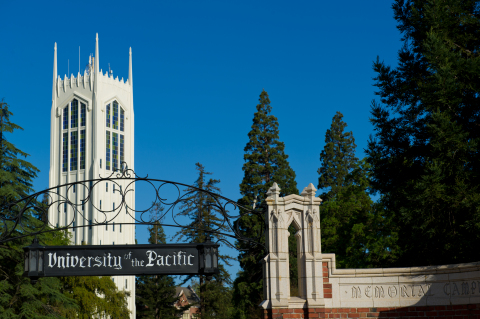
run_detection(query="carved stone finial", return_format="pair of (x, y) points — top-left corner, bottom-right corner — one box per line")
(301, 183), (317, 198)
(267, 182), (281, 200)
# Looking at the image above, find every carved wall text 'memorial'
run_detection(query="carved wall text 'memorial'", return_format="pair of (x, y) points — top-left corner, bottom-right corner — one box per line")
(261, 183), (323, 309)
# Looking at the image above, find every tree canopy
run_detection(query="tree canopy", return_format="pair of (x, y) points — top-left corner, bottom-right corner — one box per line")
(233, 90), (298, 319)
(0, 99), (76, 318)
(0, 99), (129, 318)
(173, 163), (233, 318)
(317, 112), (358, 200)
(136, 205), (186, 319)
(367, 0), (480, 266)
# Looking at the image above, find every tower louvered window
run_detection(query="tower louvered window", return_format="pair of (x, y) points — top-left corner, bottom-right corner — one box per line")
(80, 129), (85, 169)
(105, 100), (125, 171)
(70, 131), (78, 170)
(106, 131), (111, 170)
(62, 132), (68, 172)
(61, 98), (86, 173)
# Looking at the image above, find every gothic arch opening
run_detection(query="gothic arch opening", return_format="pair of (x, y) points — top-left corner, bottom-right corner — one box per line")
(288, 217), (302, 298)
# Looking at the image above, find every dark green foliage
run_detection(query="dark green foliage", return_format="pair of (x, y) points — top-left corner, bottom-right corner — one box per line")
(0, 99), (38, 205)
(60, 275), (130, 319)
(233, 90), (298, 319)
(136, 204), (187, 319)
(173, 163), (232, 250)
(173, 163), (233, 318)
(317, 112), (358, 200)
(320, 159), (396, 268)
(0, 100), (129, 318)
(197, 265), (234, 319)
(317, 113), (395, 268)
(0, 99), (77, 318)
(0, 231), (79, 318)
(287, 225), (299, 296)
(367, 0), (480, 266)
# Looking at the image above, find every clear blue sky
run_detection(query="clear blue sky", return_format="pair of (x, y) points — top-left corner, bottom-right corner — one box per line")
(1, 1), (401, 279)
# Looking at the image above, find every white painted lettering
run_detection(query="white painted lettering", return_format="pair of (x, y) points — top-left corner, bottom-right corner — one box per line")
(157, 256), (164, 266)
(177, 251), (184, 265)
(113, 256), (122, 270)
(146, 250), (157, 267)
(48, 252), (56, 268)
(70, 256), (79, 267)
(107, 253), (112, 267)
(79, 256), (86, 268)
(166, 255), (171, 266)
(94, 256), (102, 267)
(188, 254), (194, 266)
(57, 256), (65, 269)
(66, 253), (70, 268)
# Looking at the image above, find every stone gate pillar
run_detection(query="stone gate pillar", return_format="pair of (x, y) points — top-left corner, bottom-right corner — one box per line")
(260, 182), (324, 310)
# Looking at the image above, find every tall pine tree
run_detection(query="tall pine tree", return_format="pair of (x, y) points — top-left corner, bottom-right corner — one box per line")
(317, 112), (358, 200)
(367, 0), (480, 266)
(233, 90), (298, 319)
(0, 99), (78, 318)
(136, 203), (187, 319)
(173, 163), (233, 318)
(317, 112), (395, 268)
(0, 99), (130, 318)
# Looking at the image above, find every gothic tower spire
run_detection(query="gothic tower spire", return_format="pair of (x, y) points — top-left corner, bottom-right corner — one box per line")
(128, 47), (132, 87)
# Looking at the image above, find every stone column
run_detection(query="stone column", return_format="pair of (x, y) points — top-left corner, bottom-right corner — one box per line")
(260, 183), (324, 311)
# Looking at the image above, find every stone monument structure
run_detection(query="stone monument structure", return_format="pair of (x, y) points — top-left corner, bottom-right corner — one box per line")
(261, 183), (480, 318)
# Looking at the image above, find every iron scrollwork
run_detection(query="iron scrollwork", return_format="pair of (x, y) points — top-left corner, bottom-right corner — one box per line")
(0, 162), (265, 249)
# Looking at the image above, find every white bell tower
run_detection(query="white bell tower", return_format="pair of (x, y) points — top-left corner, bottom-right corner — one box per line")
(48, 34), (136, 318)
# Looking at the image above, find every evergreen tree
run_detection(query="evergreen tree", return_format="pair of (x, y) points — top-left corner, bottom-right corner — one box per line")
(233, 90), (298, 319)
(367, 0), (480, 266)
(198, 264), (234, 319)
(0, 100), (130, 318)
(0, 99), (38, 205)
(317, 112), (358, 200)
(316, 112), (390, 268)
(0, 99), (78, 318)
(319, 159), (396, 268)
(136, 203), (187, 319)
(173, 163), (233, 318)
(60, 275), (130, 319)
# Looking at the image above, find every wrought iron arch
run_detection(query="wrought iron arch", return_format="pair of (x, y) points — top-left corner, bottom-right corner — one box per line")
(0, 162), (265, 250)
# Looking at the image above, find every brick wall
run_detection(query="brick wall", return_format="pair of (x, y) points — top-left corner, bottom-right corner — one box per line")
(263, 304), (480, 319)
(323, 262), (332, 299)
(263, 263), (480, 318)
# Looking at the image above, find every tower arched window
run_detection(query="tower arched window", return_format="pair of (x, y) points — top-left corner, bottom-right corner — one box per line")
(62, 99), (86, 172)
(105, 100), (125, 171)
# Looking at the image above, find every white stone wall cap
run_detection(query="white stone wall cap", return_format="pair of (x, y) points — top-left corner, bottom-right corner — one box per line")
(355, 268), (384, 275)
(398, 275), (428, 282)
(322, 253), (480, 278)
